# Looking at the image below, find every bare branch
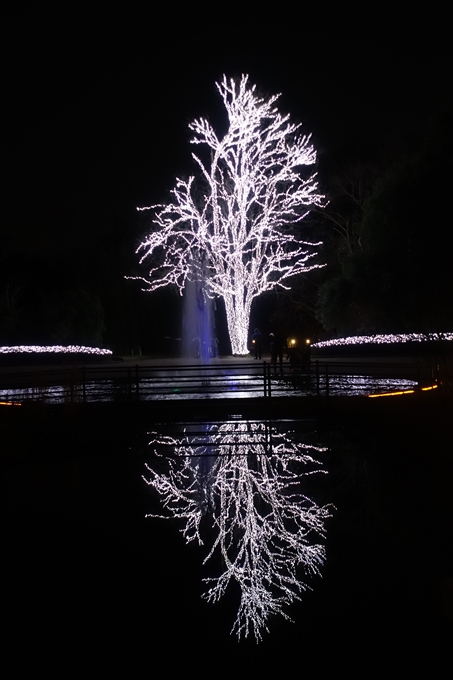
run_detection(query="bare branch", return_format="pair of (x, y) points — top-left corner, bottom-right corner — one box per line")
(135, 75), (324, 354)
(144, 422), (333, 641)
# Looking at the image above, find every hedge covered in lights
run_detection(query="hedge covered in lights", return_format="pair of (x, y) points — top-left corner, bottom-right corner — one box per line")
(312, 333), (453, 357)
(0, 345), (113, 365)
(313, 333), (453, 348)
(0, 345), (112, 355)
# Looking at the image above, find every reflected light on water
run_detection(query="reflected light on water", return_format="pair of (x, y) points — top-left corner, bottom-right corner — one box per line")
(144, 420), (333, 641)
(0, 374), (419, 403)
(368, 383), (438, 398)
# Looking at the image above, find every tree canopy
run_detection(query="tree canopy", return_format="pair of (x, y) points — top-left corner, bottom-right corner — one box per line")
(317, 104), (453, 336)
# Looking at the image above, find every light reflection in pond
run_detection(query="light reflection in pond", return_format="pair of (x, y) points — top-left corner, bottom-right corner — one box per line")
(144, 420), (334, 641)
(0, 373), (418, 403)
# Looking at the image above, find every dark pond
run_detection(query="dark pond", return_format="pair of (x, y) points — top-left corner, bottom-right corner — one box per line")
(1, 400), (451, 672)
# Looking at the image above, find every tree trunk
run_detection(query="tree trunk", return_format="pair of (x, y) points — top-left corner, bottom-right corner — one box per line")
(223, 293), (251, 355)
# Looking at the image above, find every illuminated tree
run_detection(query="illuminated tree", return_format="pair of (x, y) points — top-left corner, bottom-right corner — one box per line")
(144, 422), (332, 641)
(134, 75), (324, 355)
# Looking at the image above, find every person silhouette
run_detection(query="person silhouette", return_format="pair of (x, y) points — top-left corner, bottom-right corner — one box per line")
(269, 332), (285, 372)
(251, 328), (262, 359)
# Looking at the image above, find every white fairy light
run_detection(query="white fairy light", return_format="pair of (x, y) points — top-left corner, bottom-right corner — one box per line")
(312, 332), (453, 349)
(0, 345), (112, 355)
(144, 421), (333, 641)
(132, 75), (324, 355)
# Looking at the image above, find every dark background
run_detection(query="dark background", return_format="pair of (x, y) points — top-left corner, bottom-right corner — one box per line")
(2, 9), (450, 352)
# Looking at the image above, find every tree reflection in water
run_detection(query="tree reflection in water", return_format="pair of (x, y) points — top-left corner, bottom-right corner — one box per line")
(144, 421), (333, 641)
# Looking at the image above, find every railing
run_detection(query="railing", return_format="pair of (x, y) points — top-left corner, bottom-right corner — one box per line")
(0, 359), (426, 404)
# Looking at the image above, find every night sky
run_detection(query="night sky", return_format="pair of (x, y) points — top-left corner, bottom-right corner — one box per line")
(4, 10), (449, 257)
